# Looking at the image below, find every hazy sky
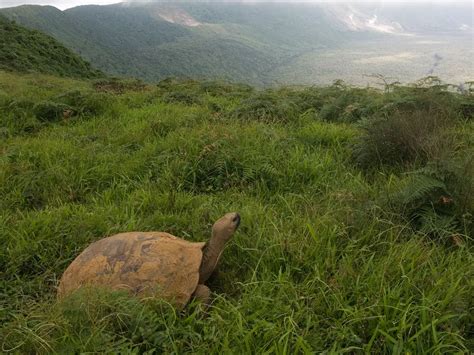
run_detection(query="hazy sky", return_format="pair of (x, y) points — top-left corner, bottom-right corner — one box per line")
(0, 0), (119, 9)
(0, 0), (469, 11)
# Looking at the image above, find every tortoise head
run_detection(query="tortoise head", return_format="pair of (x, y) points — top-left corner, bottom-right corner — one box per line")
(211, 212), (240, 242)
(199, 212), (240, 283)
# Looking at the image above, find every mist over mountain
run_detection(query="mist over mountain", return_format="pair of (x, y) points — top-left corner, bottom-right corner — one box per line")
(322, 2), (473, 34)
(1, 1), (472, 85)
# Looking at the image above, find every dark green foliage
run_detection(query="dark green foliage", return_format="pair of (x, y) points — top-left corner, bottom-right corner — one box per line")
(459, 100), (474, 119)
(384, 81), (461, 115)
(93, 78), (147, 94)
(163, 91), (203, 106)
(388, 158), (474, 242)
(232, 91), (298, 123)
(0, 86), (113, 136)
(0, 98), (40, 134)
(318, 84), (379, 123)
(52, 90), (110, 117)
(199, 80), (253, 97)
(350, 79), (473, 243)
(352, 109), (452, 169)
(33, 100), (71, 122)
(0, 15), (101, 78)
(350, 79), (472, 169)
(2, 98), (35, 117)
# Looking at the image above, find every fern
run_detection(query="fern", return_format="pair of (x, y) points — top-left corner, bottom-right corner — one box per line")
(393, 172), (446, 208)
(417, 206), (459, 240)
(258, 163), (279, 179)
(242, 165), (256, 182)
(387, 163), (473, 240)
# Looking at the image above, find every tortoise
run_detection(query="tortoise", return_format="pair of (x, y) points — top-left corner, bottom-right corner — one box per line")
(58, 212), (240, 308)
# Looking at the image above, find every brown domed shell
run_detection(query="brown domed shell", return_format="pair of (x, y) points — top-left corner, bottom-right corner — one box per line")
(58, 232), (206, 308)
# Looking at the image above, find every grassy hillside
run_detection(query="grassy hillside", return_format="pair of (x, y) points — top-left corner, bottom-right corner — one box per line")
(0, 71), (473, 352)
(0, 15), (101, 78)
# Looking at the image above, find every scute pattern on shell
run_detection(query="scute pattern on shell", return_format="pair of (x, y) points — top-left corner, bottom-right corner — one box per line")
(58, 232), (206, 308)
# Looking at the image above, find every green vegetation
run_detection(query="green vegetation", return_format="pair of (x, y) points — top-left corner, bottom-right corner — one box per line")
(0, 71), (473, 353)
(0, 15), (101, 78)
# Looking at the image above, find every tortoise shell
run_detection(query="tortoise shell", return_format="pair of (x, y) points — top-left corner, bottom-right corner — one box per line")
(58, 232), (206, 308)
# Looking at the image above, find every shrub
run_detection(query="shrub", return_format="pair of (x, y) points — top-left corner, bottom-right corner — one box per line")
(319, 89), (379, 123)
(33, 101), (71, 122)
(0, 98), (42, 134)
(231, 91), (297, 123)
(380, 78), (462, 117)
(286, 87), (325, 113)
(352, 109), (453, 169)
(459, 99), (474, 119)
(156, 77), (195, 89)
(162, 91), (203, 105)
(3, 98), (35, 115)
(53, 90), (109, 117)
(199, 80), (253, 98)
(93, 78), (147, 94)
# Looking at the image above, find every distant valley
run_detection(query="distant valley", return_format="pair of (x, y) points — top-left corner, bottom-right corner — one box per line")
(1, 2), (473, 86)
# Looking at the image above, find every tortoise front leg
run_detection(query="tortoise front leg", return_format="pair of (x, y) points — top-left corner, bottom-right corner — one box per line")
(193, 284), (211, 308)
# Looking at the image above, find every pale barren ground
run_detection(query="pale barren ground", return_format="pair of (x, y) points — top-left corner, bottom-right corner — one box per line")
(273, 34), (474, 87)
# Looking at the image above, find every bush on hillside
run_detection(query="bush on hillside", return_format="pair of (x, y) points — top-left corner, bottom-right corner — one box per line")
(93, 78), (147, 94)
(352, 109), (454, 169)
(162, 91), (203, 106)
(53, 90), (109, 117)
(378, 78), (467, 118)
(232, 91), (297, 123)
(199, 81), (253, 98)
(0, 98), (42, 134)
(319, 88), (378, 123)
(285, 87), (325, 113)
(459, 97), (474, 119)
(156, 77), (194, 89)
(33, 101), (72, 122)
(349, 84), (473, 241)
(1, 97), (35, 119)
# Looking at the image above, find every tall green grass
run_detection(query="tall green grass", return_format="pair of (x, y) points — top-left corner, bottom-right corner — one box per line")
(0, 73), (472, 353)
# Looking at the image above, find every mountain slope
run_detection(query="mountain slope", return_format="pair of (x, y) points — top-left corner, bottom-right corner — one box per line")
(0, 15), (101, 78)
(1, 2), (472, 85)
(0, 3), (347, 84)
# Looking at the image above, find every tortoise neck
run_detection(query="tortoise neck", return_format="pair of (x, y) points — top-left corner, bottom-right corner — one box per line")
(199, 232), (226, 283)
